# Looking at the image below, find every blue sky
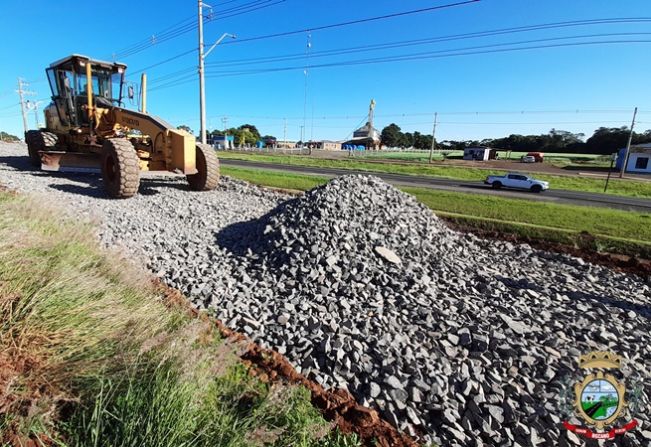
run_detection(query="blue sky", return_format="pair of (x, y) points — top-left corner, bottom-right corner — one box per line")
(0, 0), (650, 142)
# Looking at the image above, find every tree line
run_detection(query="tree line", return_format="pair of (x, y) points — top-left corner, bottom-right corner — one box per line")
(176, 121), (651, 154)
(381, 124), (651, 155)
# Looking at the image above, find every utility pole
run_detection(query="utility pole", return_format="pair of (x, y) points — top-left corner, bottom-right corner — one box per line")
(221, 116), (228, 149)
(302, 33), (312, 149)
(198, 0), (207, 144)
(283, 118), (287, 150)
(16, 78), (32, 134)
(604, 152), (617, 193)
(198, 2), (235, 145)
(428, 112), (438, 163)
(619, 107), (638, 178)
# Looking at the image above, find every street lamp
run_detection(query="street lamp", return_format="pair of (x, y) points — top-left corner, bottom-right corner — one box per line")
(198, 0), (236, 144)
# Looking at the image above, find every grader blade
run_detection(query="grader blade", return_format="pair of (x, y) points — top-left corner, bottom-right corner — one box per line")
(40, 151), (101, 173)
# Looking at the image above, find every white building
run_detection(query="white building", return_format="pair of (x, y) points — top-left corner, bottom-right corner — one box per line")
(617, 143), (651, 173)
(463, 147), (497, 161)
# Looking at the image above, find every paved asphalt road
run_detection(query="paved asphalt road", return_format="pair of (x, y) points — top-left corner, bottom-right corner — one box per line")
(221, 159), (651, 213)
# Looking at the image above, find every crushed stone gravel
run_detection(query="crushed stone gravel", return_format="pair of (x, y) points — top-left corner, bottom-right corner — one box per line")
(1, 141), (650, 446)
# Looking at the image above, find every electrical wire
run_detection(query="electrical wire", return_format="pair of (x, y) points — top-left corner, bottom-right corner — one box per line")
(127, 0), (482, 74)
(113, 0), (286, 60)
(201, 38), (651, 79)
(204, 111), (639, 121)
(205, 20), (651, 68)
(0, 103), (18, 111)
(221, 0), (480, 46)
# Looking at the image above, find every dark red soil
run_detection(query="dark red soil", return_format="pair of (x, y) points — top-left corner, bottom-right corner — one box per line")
(159, 284), (419, 447)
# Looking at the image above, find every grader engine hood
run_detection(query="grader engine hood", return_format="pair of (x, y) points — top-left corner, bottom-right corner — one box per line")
(112, 108), (197, 175)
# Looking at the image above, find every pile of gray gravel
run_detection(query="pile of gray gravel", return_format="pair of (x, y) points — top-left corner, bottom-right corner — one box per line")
(1, 141), (650, 446)
(213, 175), (651, 446)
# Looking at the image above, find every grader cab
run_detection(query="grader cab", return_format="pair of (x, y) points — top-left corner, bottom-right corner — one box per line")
(25, 54), (219, 198)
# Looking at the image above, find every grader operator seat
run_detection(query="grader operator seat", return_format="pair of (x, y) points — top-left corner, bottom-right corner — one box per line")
(45, 54), (125, 128)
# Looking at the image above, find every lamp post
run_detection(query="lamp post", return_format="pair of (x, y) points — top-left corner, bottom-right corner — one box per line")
(198, 0), (235, 144)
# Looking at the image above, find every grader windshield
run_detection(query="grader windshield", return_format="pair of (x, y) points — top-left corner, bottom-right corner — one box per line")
(45, 55), (126, 127)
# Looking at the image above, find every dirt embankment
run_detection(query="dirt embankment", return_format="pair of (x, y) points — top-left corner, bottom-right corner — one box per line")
(160, 283), (419, 447)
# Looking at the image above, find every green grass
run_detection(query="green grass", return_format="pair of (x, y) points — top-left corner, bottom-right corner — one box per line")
(223, 166), (651, 257)
(219, 152), (651, 198)
(0, 191), (359, 447)
(581, 397), (619, 420)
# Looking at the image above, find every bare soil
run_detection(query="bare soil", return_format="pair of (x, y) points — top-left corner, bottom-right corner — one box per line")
(159, 283), (419, 447)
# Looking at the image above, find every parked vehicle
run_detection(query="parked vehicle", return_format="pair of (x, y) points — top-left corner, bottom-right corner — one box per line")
(484, 172), (549, 193)
(527, 151), (544, 162)
(521, 155), (536, 163)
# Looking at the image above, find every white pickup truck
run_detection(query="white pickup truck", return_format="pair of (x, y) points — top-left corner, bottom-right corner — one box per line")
(484, 173), (549, 193)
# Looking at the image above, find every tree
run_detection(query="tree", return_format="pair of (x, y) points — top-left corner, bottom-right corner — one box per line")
(381, 123), (402, 147)
(400, 132), (414, 148)
(234, 128), (258, 146)
(177, 125), (194, 135)
(413, 131), (433, 150)
(238, 124), (261, 141)
(586, 127), (639, 155)
(0, 131), (20, 142)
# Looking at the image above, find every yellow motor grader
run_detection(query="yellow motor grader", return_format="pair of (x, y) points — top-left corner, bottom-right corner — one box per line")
(25, 54), (219, 198)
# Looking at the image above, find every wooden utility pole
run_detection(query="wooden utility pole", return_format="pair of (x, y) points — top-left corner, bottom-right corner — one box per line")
(428, 112), (438, 163)
(283, 118), (287, 149)
(604, 153), (617, 193)
(619, 107), (638, 178)
(16, 78), (30, 134)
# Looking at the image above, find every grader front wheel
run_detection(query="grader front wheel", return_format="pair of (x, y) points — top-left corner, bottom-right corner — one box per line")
(187, 143), (220, 191)
(101, 139), (140, 198)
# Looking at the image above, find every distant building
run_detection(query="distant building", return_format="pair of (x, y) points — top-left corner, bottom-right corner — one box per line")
(277, 140), (298, 149)
(210, 135), (234, 149)
(306, 140), (341, 151)
(616, 143), (651, 173)
(342, 99), (381, 150)
(463, 147), (498, 161)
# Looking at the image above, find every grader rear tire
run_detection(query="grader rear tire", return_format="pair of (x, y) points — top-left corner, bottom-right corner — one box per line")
(187, 143), (220, 191)
(25, 130), (57, 167)
(101, 138), (140, 199)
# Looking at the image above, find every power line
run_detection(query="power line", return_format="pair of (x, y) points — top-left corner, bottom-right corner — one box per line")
(169, 111), (645, 124)
(140, 17), (651, 88)
(111, 15), (195, 58)
(0, 103), (18, 111)
(129, 49), (196, 77)
(205, 19), (651, 68)
(127, 0), (481, 75)
(223, 0), (480, 46)
(113, 0), (286, 60)
(201, 38), (651, 79)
